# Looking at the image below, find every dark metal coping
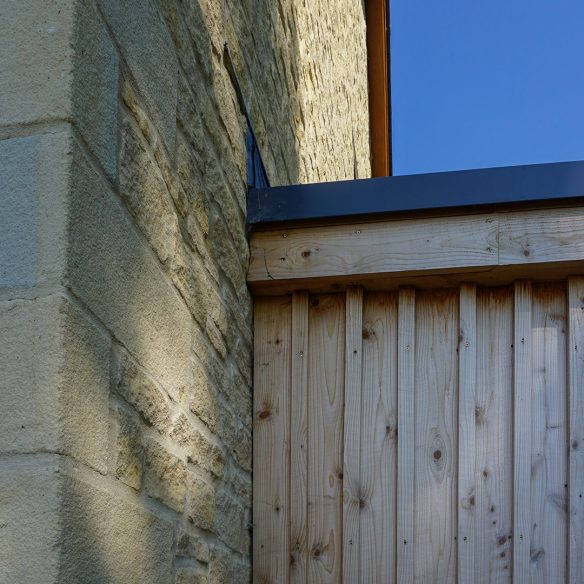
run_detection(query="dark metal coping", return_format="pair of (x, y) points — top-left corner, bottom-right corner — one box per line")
(248, 160), (584, 226)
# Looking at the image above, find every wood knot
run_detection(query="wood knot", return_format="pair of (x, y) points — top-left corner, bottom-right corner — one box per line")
(259, 410), (271, 420)
(433, 449), (442, 461)
(362, 329), (371, 340)
(312, 547), (320, 558)
(301, 250), (311, 258)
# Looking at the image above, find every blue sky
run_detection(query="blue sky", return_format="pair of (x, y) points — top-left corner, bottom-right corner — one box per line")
(390, 0), (584, 175)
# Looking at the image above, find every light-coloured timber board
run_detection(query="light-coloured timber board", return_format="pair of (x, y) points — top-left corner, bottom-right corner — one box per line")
(290, 292), (309, 583)
(568, 278), (584, 584)
(396, 288), (415, 584)
(457, 284), (477, 584)
(360, 292), (398, 583)
(413, 289), (458, 584)
(531, 284), (568, 584)
(343, 288), (364, 583)
(475, 288), (513, 583)
(513, 281), (532, 584)
(248, 206), (584, 294)
(307, 294), (345, 583)
(253, 297), (292, 583)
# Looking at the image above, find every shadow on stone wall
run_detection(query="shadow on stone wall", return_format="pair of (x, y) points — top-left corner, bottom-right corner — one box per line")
(58, 0), (304, 582)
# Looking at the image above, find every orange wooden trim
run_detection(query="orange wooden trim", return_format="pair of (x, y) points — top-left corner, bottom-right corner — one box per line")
(366, 0), (392, 177)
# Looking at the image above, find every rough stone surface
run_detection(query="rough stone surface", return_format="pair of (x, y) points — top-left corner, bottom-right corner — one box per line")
(176, 568), (208, 584)
(98, 0), (178, 153)
(109, 407), (143, 490)
(0, 295), (110, 472)
(59, 471), (175, 584)
(0, 131), (69, 291)
(114, 347), (172, 433)
(0, 459), (61, 584)
(176, 529), (211, 563)
(186, 472), (215, 531)
(143, 437), (187, 512)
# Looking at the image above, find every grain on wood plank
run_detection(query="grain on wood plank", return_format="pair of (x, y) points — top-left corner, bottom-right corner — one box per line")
(343, 287), (364, 584)
(568, 277), (584, 584)
(414, 289), (458, 584)
(360, 292), (398, 583)
(457, 284), (477, 584)
(290, 292), (309, 583)
(530, 283), (568, 584)
(307, 294), (345, 583)
(397, 287), (416, 584)
(475, 288), (514, 584)
(499, 207), (584, 265)
(253, 297), (292, 584)
(248, 214), (498, 282)
(513, 281), (533, 584)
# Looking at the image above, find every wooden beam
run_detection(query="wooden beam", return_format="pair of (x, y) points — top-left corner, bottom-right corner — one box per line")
(366, 0), (391, 177)
(248, 206), (584, 294)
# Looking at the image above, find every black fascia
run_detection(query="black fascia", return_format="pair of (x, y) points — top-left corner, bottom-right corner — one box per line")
(248, 160), (584, 225)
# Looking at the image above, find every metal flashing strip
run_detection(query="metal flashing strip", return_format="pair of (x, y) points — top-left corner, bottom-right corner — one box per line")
(248, 160), (584, 225)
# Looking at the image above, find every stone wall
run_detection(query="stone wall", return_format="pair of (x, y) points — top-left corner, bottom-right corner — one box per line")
(0, 0), (370, 582)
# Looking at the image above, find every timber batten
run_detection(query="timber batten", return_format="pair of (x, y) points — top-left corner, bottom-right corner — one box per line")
(251, 198), (584, 583)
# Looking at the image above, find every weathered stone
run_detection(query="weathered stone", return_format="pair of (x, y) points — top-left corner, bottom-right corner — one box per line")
(208, 546), (232, 584)
(60, 470), (174, 583)
(66, 138), (191, 398)
(176, 568), (208, 584)
(0, 458), (61, 583)
(186, 472), (215, 531)
(215, 489), (248, 554)
(0, 132), (69, 291)
(0, 295), (110, 472)
(176, 529), (210, 563)
(170, 414), (225, 478)
(109, 407), (142, 490)
(143, 438), (187, 512)
(0, 0), (74, 127)
(118, 112), (182, 268)
(71, 0), (119, 178)
(114, 347), (172, 433)
(189, 363), (221, 432)
(98, 0), (178, 154)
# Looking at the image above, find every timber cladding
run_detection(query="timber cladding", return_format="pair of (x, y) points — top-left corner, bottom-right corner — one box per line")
(253, 280), (584, 583)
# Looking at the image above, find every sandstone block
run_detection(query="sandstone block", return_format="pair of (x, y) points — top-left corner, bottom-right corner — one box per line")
(0, 132), (69, 291)
(98, 0), (178, 154)
(114, 347), (172, 433)
(0, 295), (110, 472)
(66, 138), (191, 398)
(176, 529), (210, 563)
(0, 0), (73, 126)
(119, 112), (181, 267)
(189, 363), (221, 432)
(215, 490), (249, 554)
(186, 472), (215, 530)
(71, 0), (119, 178)
(60, 470), (174, 583)
(109, 407), (142, 490)
(143, 438), (187, 512)
(170, 414), (225, 478)
(0, 458), (61, 583)
(208, 546), (232, 584)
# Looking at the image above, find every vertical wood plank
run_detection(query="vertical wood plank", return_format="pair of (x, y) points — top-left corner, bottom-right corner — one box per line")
(307, 294), (345, 583)
(343, 287), (364, 583)
(458, 284), (477, 583)
(360, 292), (398, 583)
(568, 277), (584, 584)
(397, 287), (415, 584)
(531, 284), (568, 584)
(253, 297), (292, 584)
(290, 292), (309, 583)
(475, 288), (513, 584)
(414, 289), (458, 584)
(513, 280), (533, 584)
